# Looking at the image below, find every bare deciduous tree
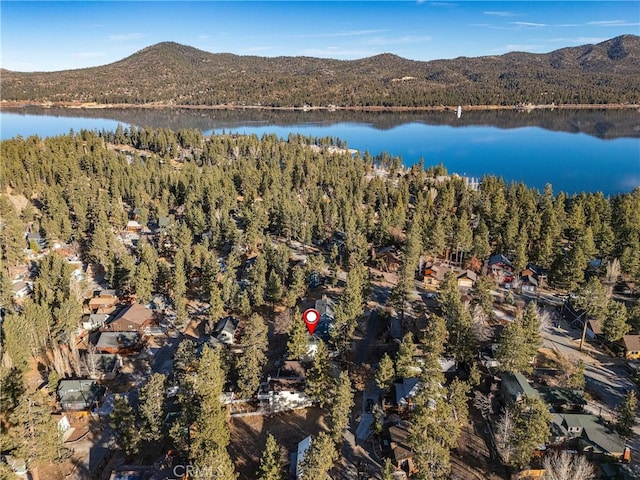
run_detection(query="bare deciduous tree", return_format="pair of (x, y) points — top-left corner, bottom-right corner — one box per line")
(542, 451), (595, 480)
(605, 258), (621, 285)
(494, 407), (514, 464)
(473, 390), (494, 419)
(471, 305), (492, 343)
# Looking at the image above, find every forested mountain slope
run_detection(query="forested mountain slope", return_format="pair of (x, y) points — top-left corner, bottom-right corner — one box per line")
(1, 35), (639, 106)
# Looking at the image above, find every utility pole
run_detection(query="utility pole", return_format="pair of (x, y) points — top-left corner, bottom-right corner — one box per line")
(578, 311), (588, 352)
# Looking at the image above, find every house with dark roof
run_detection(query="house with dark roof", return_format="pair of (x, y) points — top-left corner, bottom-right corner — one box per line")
(84, 352), (121, 380)
(95, 331), (140, 355)
(381, 423), (416, 476)
(212, 316), (239, 345)
(500, 372), (539, 405)
(550, 413), (629, 460)
(488, 254), (513, 271)
(537, 387), (586, 413)
(57, 379), (104, 411)
(313, 295), (336, 339)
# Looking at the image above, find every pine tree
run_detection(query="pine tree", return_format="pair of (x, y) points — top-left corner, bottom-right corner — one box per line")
(236, 313), (268, 398)
(300, 432), (337, 480)
(134, 261), (154, 304)
(305, 340), (332, 407)
(111, 394), (141, 457)
(258, 433), (283, 480)
(381, 458), (396, 480)
(329, 371), (354, 443)
(287, 308), (309, 360)
(615, 390), (638, 437)
(10, 389), (66, 462)
(396, 333), (417, 379)
(603, 300), (630, 342)
(139, 373), (166, 442)
(496, 315), (532, 374)
(191, 345), (236, 478)
(521, 301), (542, 360)
(508, 396), (551, 468)
(266, 269), (284, 308)
(375, 353), (396, 392)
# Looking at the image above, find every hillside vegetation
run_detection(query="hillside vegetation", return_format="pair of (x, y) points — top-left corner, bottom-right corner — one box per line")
(1, 35), (639, 107)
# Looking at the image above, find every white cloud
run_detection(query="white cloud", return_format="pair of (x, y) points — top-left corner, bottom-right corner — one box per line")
(544, 37), (608, 44)
(108, 33), (144, 41)
(484, 11), (518, 17)
(587, 20), (640, 27)
(511, 21), (547, 27)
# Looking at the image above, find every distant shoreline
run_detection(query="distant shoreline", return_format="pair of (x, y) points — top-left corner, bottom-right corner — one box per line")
(1, 101), (639, 112)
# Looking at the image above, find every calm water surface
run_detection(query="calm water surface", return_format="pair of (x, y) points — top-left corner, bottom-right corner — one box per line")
(1, 108), (639, 196)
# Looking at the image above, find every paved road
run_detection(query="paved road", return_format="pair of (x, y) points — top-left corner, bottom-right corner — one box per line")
(356, 309), (382, 366)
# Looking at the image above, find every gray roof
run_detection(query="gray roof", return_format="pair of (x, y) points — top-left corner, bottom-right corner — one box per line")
(58, 379), (102, 409)
(315, 296), (335, 319)
(96, 331), (139, 349)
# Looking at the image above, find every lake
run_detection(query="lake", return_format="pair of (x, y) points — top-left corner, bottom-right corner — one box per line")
(1, 106), (639, 196)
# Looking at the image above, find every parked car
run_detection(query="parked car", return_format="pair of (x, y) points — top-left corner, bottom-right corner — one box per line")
(365, 399), (374, 413)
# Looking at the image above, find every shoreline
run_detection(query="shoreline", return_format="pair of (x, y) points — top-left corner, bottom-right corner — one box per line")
(1, 101), (639, 112)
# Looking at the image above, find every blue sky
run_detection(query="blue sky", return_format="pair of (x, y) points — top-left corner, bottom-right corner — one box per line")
(2, 1), (639, 72)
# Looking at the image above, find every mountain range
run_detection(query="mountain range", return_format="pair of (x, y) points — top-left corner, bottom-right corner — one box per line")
(1, 35), (639, 107)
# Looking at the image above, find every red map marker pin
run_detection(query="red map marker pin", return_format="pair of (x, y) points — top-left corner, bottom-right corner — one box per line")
(302, 308), (320, 335)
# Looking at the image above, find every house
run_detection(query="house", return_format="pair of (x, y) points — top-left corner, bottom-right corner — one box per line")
(57, 379), (104, 411)
(82, 313), (110, 331)
(313, 295), (336, 338)
(12, 281), (32, 299)
(500, 373), (539, 405)
(375, 246), (402, 273)
(423, 262), (450, 288)
(95, 331), (140, 355)
(385, 423), (416, 476)
(294, 435), (312, 479)
(395, 377), (420, 411)
(212, 316), (239, 345)
(7, 264), (29, 282)
(622, 335), (640, 360)
(157, 215), (171, 231)
(586, 319), (604, 341)
(103, 303), (157, 333)
(456, 269), (477, 290)
(26, 231), (46, 251)
(87, 291), (119, 314)
(520, 273), (539, 293)
(488, 254), (513, 271)
(84, 352), (121, 380)
(537, 387), (586, 413)
(550, 413), (628, 460)
(126, 220), (143, 232)
(3, 455), (28, 479)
